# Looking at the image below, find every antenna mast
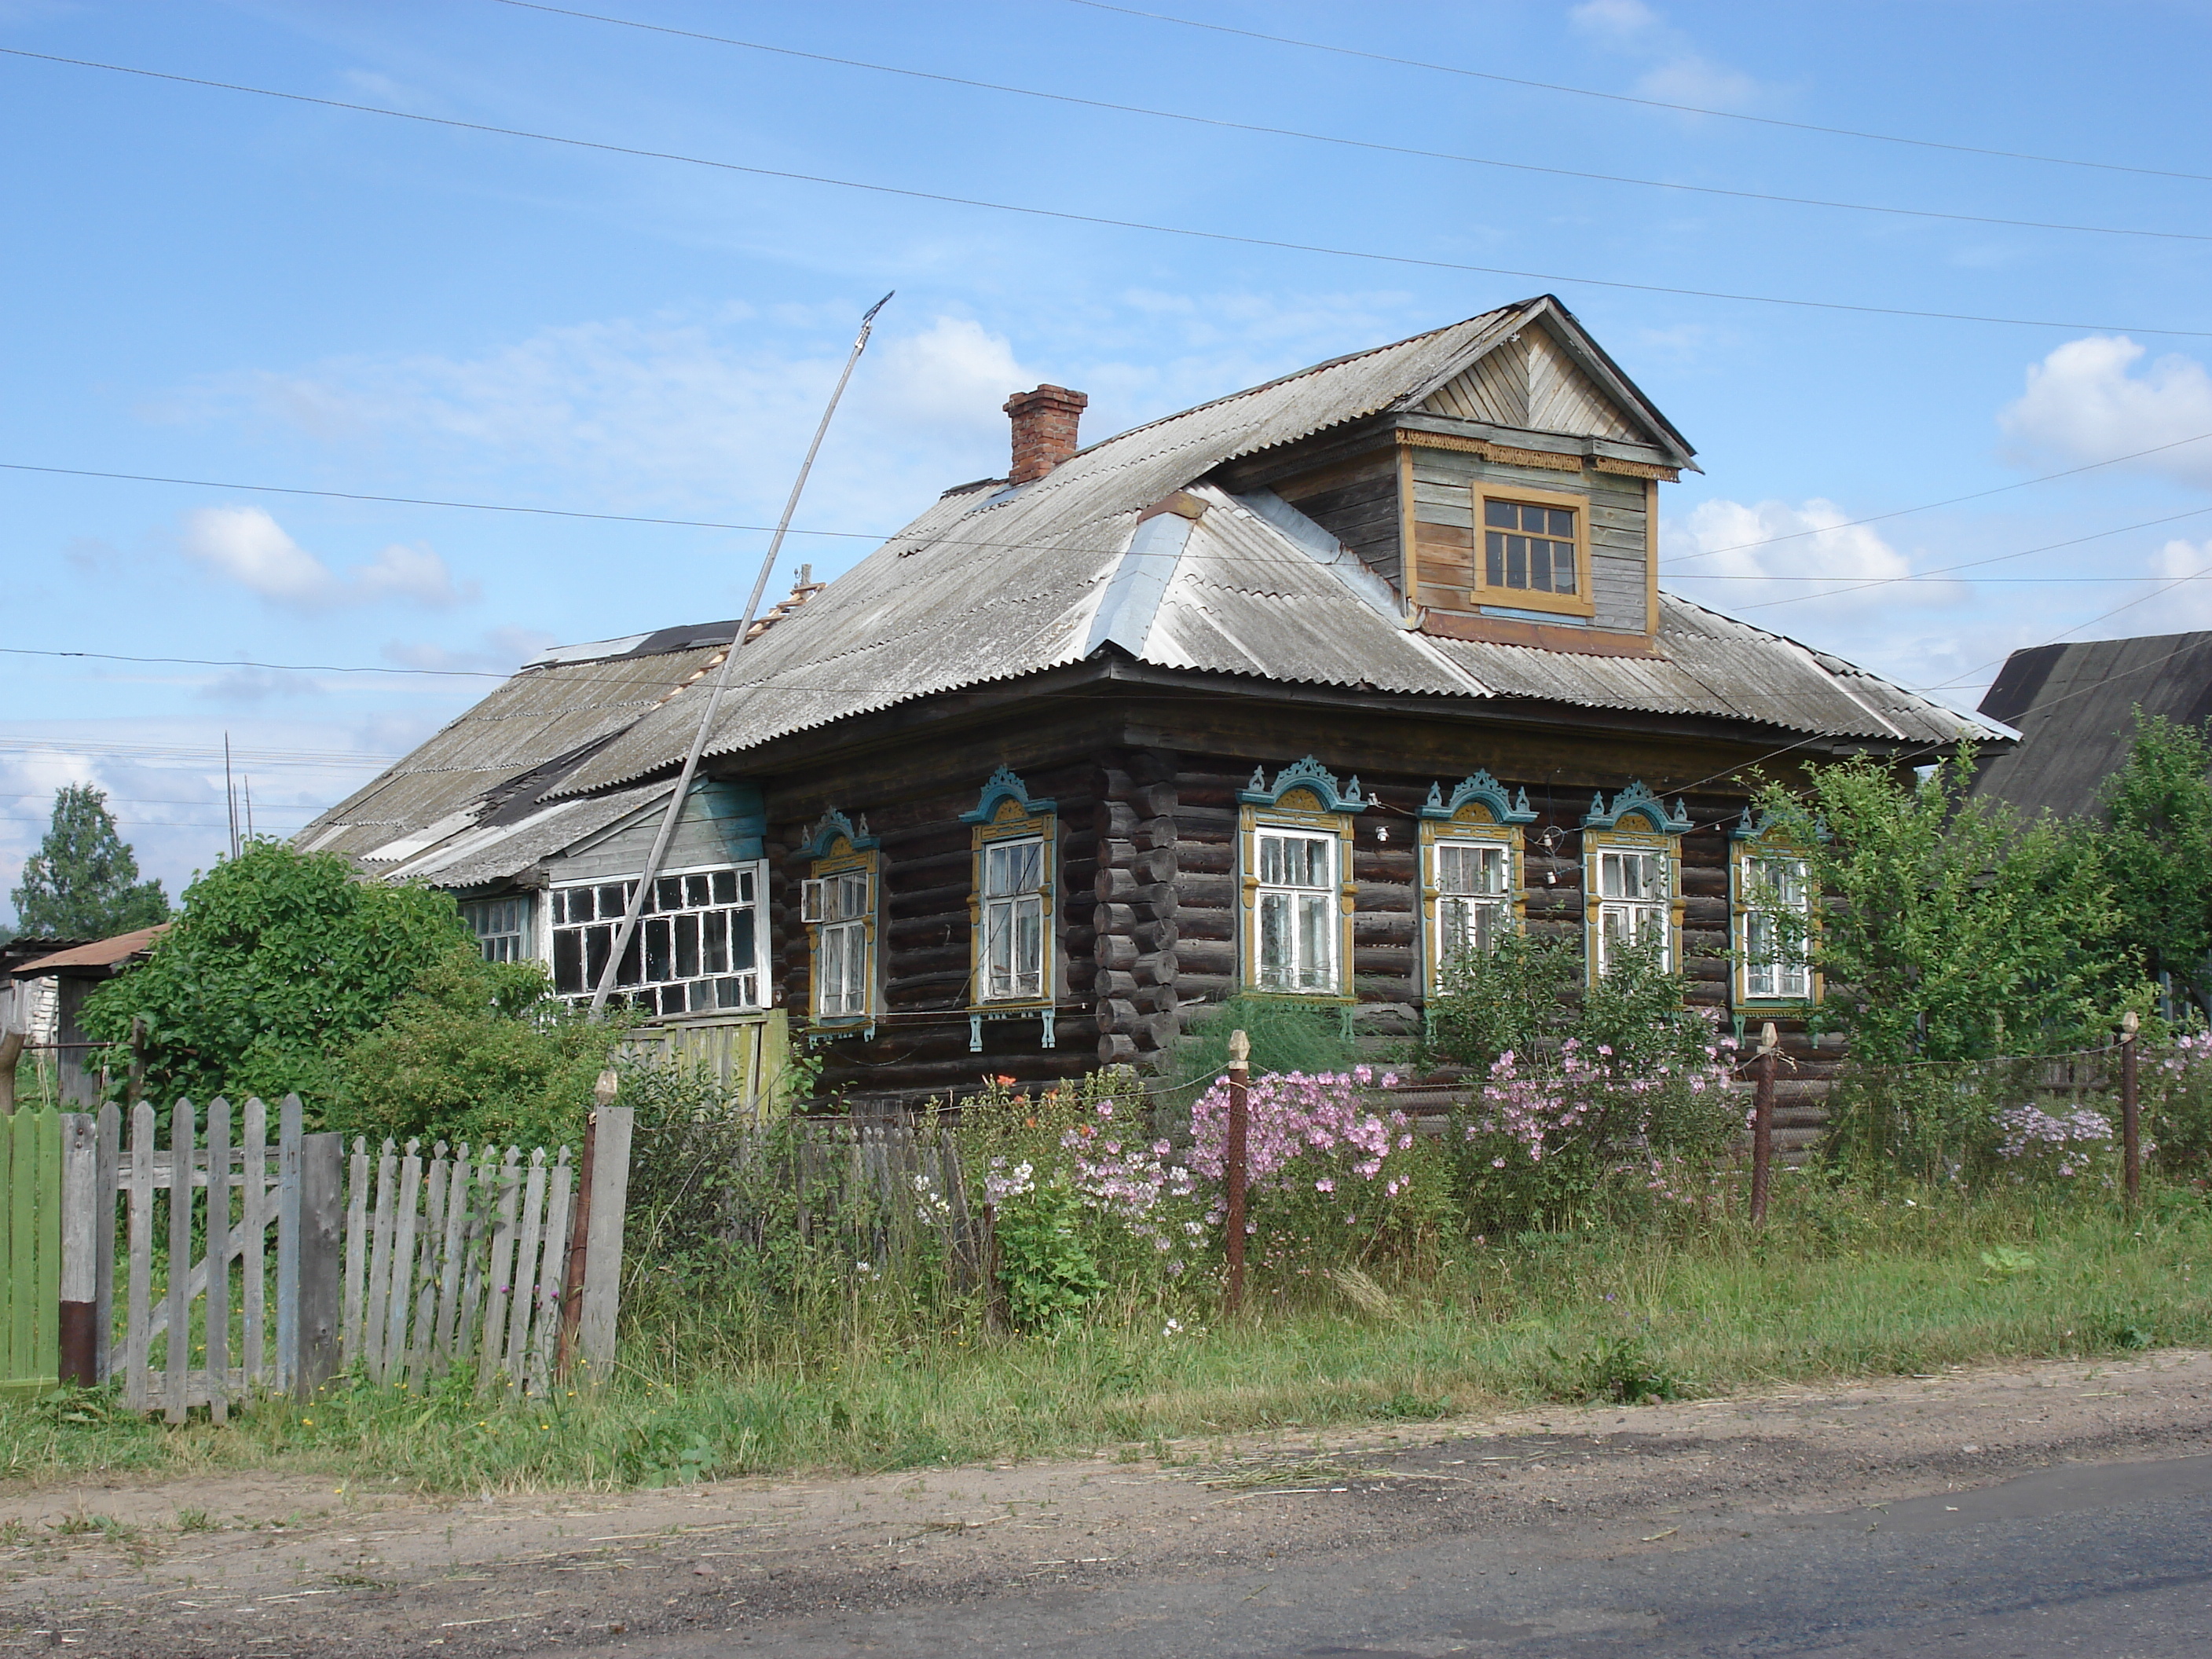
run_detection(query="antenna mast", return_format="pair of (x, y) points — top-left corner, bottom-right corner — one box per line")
(588, 292), (893, 1020)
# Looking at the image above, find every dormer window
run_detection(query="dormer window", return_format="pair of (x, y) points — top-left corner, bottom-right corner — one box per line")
(1476, 485), (1592, 618)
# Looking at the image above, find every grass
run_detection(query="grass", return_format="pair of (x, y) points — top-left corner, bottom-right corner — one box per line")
(2, 1181), (2205, 1496)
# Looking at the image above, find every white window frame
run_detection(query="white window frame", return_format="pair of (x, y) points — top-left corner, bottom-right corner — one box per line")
(1740, 852), (1813, 1002)
(1254, 826), (1340, 994)
(548, 860), (767, 1014)
(1431, 839), (1511, 976)
(808, 869), (873, 1018)
(1593, 846), (1672, 974)
(979, 836), (1048, 1003)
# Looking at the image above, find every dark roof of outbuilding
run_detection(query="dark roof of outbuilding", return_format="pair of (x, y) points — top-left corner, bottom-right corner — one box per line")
(1971, 631), (2212, 818)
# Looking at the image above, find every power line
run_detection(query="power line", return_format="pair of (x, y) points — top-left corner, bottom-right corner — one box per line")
(5, 44), (2210, 339)
(1657, 431), (2212, 570)
(1064, 0), (2212, 188)
(1727, 504), (2212, 610)
(493, 0), (2210, 246)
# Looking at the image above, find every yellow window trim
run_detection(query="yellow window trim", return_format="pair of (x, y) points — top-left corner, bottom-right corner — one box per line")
(805, 833), (881, 1027)
(1582, 821), (1684, 984)
(969, 794), (1057, 1013)
(1238, 785), (1359, 1004)
(1416, 797), (1528, 998)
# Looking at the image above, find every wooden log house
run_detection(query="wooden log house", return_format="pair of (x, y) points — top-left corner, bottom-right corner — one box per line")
(298, 297), (2001, 1122)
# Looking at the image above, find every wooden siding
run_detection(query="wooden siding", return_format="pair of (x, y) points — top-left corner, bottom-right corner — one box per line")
(542, 782), (766, 885)
(1407, 447), (1650, 635)
(1423, 330), (1639, 442)
(1267, 449), (1403, 589)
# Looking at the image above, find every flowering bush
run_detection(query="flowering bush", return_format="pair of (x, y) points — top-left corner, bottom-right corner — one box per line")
(2152, 1031), (2212, 1180)
(1454, 1035), (1741, 1231)
(1186, 1067), (1452, 1270)
(1992, 1101), (2117, 1185)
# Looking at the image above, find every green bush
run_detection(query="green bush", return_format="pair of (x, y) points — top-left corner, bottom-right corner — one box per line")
(82, 841), (473, 1113)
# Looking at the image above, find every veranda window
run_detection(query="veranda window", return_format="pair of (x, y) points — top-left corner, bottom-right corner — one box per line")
(1256, 830), (1338, 993)
(1434, 840), (1509, 966)
(1741, 855), (1812, 999)
(463, 897), (530, 964)
(549, 865), (763, 1013)
(1595, 848), (1670, 972)
(980, 837), (1046, 1002)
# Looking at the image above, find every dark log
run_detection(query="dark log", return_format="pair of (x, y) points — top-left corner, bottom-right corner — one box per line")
(1178, 873), (1237, 908)
(1134, 949), (1178, 987)
(1133, 917), (1179, 952)
(1177, 939), (1236, 975)
(1097, 935), (1138, 970)
(1098, 1033), (1138, 1065)
(1097, 969), (1137, 998)
(1101, 838), (1137, 869)
(1098, 998), (1141, 1034)
(1129, 750), (1178, 787)
(1094, 903), (1137, 935)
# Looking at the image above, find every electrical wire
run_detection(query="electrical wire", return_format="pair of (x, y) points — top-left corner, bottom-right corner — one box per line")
(5, 45), (2210, 339)
(1657, 431), (2212, 570)
(491, 0), (2210, 245)
(1064, 0), (2212, 186)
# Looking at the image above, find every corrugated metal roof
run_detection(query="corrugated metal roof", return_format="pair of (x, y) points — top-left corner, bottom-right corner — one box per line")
(1969, 631), (2212, 819)
(294, 641), (725, 862)
(14, 925), (167, 976)
(318, 298), (1990, 886)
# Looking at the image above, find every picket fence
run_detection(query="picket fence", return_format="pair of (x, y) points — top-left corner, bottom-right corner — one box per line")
(0, 1108), (61, 1391)
(339, 1133), (611, 1399)
(66, 1098), (633, 1419)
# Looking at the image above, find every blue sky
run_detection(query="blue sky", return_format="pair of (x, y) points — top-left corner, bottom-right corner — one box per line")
(6, 0), (2212, 919)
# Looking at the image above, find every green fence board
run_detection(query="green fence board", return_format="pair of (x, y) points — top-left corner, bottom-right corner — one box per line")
(0, 1109), (61, 1390)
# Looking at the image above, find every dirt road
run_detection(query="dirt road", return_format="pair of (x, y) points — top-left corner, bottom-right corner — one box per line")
(3, 1350), (2207, 1656)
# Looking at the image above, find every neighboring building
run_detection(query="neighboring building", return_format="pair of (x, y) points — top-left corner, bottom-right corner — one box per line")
(1970, 630), (2212, 821)
(8, 927), (166, 1104)
(298, 295), (1998, 1111)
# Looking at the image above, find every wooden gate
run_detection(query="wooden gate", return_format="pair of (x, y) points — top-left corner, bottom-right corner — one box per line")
(0, 1108), (62, 1392)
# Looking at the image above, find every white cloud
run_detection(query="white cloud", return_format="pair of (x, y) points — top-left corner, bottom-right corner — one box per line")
(382, 627), (557, 675)
(180, 507), (474, 610)
(1570, 0), (1764, 112)
(2135, 537), (2212, 631)
(1998, 336), (2212, 489)
(1664, 497), (1917, 602)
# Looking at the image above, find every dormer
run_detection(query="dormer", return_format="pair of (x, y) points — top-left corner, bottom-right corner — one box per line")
(1211, 297), (1696, 655)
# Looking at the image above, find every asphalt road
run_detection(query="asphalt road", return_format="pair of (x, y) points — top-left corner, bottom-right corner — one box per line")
(624, 1452), (2212, 1659)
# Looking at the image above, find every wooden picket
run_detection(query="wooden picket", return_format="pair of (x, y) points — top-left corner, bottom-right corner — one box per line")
(0, 1107), (63, 1391)
(112, 1097), (285, 1419)
(338, 1132), (597, 1397)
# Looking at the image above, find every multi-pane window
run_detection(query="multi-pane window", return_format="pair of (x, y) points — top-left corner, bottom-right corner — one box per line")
(1483, 499), (1579, 596)
(463, 897), (530, 964)
(980, 837), (1046, 1002)
(1741, 855), (1812, 1000)
(548, 866), (762, 1013)
(1255, 830), (1338, 993)
(1434, 841), (1509, 967)
(1595, 848), (1670, 972)
(805, 870), (872, 1018)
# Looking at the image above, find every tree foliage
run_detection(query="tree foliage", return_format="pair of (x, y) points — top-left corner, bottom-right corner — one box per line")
(10, 784), (168, 939)
(80, 840), (473, 1111)
(1755, 749), (2144, 1064)
(2097, 712), (2212, 1016)
(333, 953), (625, 1151)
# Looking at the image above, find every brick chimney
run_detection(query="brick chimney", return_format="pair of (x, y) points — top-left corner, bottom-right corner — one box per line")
(1002, 384), (1089, 485)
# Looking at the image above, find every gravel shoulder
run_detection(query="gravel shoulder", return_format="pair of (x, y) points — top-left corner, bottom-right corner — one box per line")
(4, 1349), (2208, 1657)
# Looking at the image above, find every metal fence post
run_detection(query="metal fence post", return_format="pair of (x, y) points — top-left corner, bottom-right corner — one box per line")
(2121, 1009), (2141, 1207)
(1750, 1022), (1778, 1227)
(1225, 1029), (1249, 1314)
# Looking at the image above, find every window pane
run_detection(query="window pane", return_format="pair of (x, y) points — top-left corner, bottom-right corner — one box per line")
(643, 916), (672, 983)
(1529, 540), (1554, 591)
(985, 901), (1013, 997)
(1437, 844), (1473, 895)
(1485, 532), (1505, 587)
(559, 888), (584, 924)
(679, 873), (707, 909)
(1506, 535), (1527, 588)
(1485, 499), (1518, 529)
(674, 914), (700, 980)
(615, 925), (642, 987)
(553, 929), (582, 994)
(1016, 896), (1044, 997)
(598, 884), (626, 920)
(1553, 547), (1577, 594)
(1514, 504), (1542, 533)
(711, 870), (738, 906)
(1300, 837), (1331, 887)
(702, 909), (729, 973)
(656, 876), (682, 912)
(1259, 835), (1287, 887)
(1296, 893), (1332, 990)
(1548, 508), (1576, 538)
(1258, 892), (1291, 990)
